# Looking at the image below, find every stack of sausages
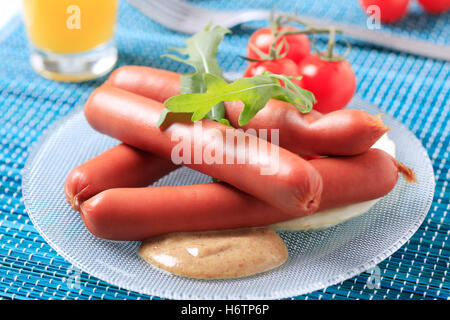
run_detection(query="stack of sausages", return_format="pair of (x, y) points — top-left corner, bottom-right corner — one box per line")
(65, 66), (416, 240)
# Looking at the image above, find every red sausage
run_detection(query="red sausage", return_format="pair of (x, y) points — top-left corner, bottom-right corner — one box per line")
(64, 143), (178, 210)
(80, 183), (292, 240)
(107, 66), (389, 156)
(84, 85), (323, 217)
(107, 65), (180, 103)
(79, 148), (415, 240)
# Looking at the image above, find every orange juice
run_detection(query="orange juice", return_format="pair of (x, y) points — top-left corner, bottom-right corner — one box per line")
(22, 0), (118, 54)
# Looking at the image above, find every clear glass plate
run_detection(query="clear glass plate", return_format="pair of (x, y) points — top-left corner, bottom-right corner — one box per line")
(22, 97), (435, 300)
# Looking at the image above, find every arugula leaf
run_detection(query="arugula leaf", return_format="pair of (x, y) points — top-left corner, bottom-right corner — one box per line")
(159, 24), (231, 125)
(164, 73), (316, 126)
(156, 108), (171, 127)
(268, 74), (317, 110)
(219, 118), (231, 127)
(163, 24), (230, 86)
(180, 72), (205, 94)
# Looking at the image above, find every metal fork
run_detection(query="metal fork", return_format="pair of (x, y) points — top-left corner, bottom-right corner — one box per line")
(126, 0), (270, 34)
(126, 0), (450, 61)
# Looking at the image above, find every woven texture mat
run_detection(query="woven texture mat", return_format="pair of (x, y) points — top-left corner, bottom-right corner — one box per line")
(0, 0), (448, 300)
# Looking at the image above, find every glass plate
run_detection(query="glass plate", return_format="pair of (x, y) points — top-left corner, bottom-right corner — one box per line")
(22, 97), (435, 300)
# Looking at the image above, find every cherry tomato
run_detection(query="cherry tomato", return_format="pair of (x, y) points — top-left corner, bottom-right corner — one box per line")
(297, 54), (356, 113)
(417, 0), (450, 14)
(359, 0), (410, 24)
(247, 27), (311, 64)
(244, 58), (299, 78)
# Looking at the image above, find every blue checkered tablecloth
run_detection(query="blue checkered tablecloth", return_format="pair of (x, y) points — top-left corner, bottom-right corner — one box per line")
(0, 0), (448, 300)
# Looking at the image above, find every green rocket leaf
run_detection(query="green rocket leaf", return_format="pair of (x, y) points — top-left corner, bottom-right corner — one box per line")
(165, 72), (316, 126)
(159, 24), (231, 125)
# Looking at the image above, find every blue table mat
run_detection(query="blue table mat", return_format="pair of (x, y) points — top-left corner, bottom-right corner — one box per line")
(0, 0), (448, 300)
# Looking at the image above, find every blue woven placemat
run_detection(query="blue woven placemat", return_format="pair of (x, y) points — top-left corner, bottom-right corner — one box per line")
(0, 0), (448, 300)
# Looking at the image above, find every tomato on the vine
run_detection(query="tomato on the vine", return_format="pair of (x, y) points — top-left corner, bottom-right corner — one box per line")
(417, 0), (450, 14)
(359, 0), (410, 24)
(297, 54), (356, 113)
(247, 27), (311, 64)
(244, 58), (300, 80)
(243, 15), (356, 113)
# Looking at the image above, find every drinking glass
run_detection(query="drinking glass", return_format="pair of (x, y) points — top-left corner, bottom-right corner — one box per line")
(22, 0), (118, 82)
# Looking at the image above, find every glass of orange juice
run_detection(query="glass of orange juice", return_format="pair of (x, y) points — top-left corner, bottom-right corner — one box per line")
(22, 0), (118, 82)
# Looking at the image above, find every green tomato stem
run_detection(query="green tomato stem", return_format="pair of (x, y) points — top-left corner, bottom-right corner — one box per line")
(327, 27), (335, 60)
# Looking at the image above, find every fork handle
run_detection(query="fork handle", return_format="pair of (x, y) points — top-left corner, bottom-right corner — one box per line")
(296, 15), (450, 61)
